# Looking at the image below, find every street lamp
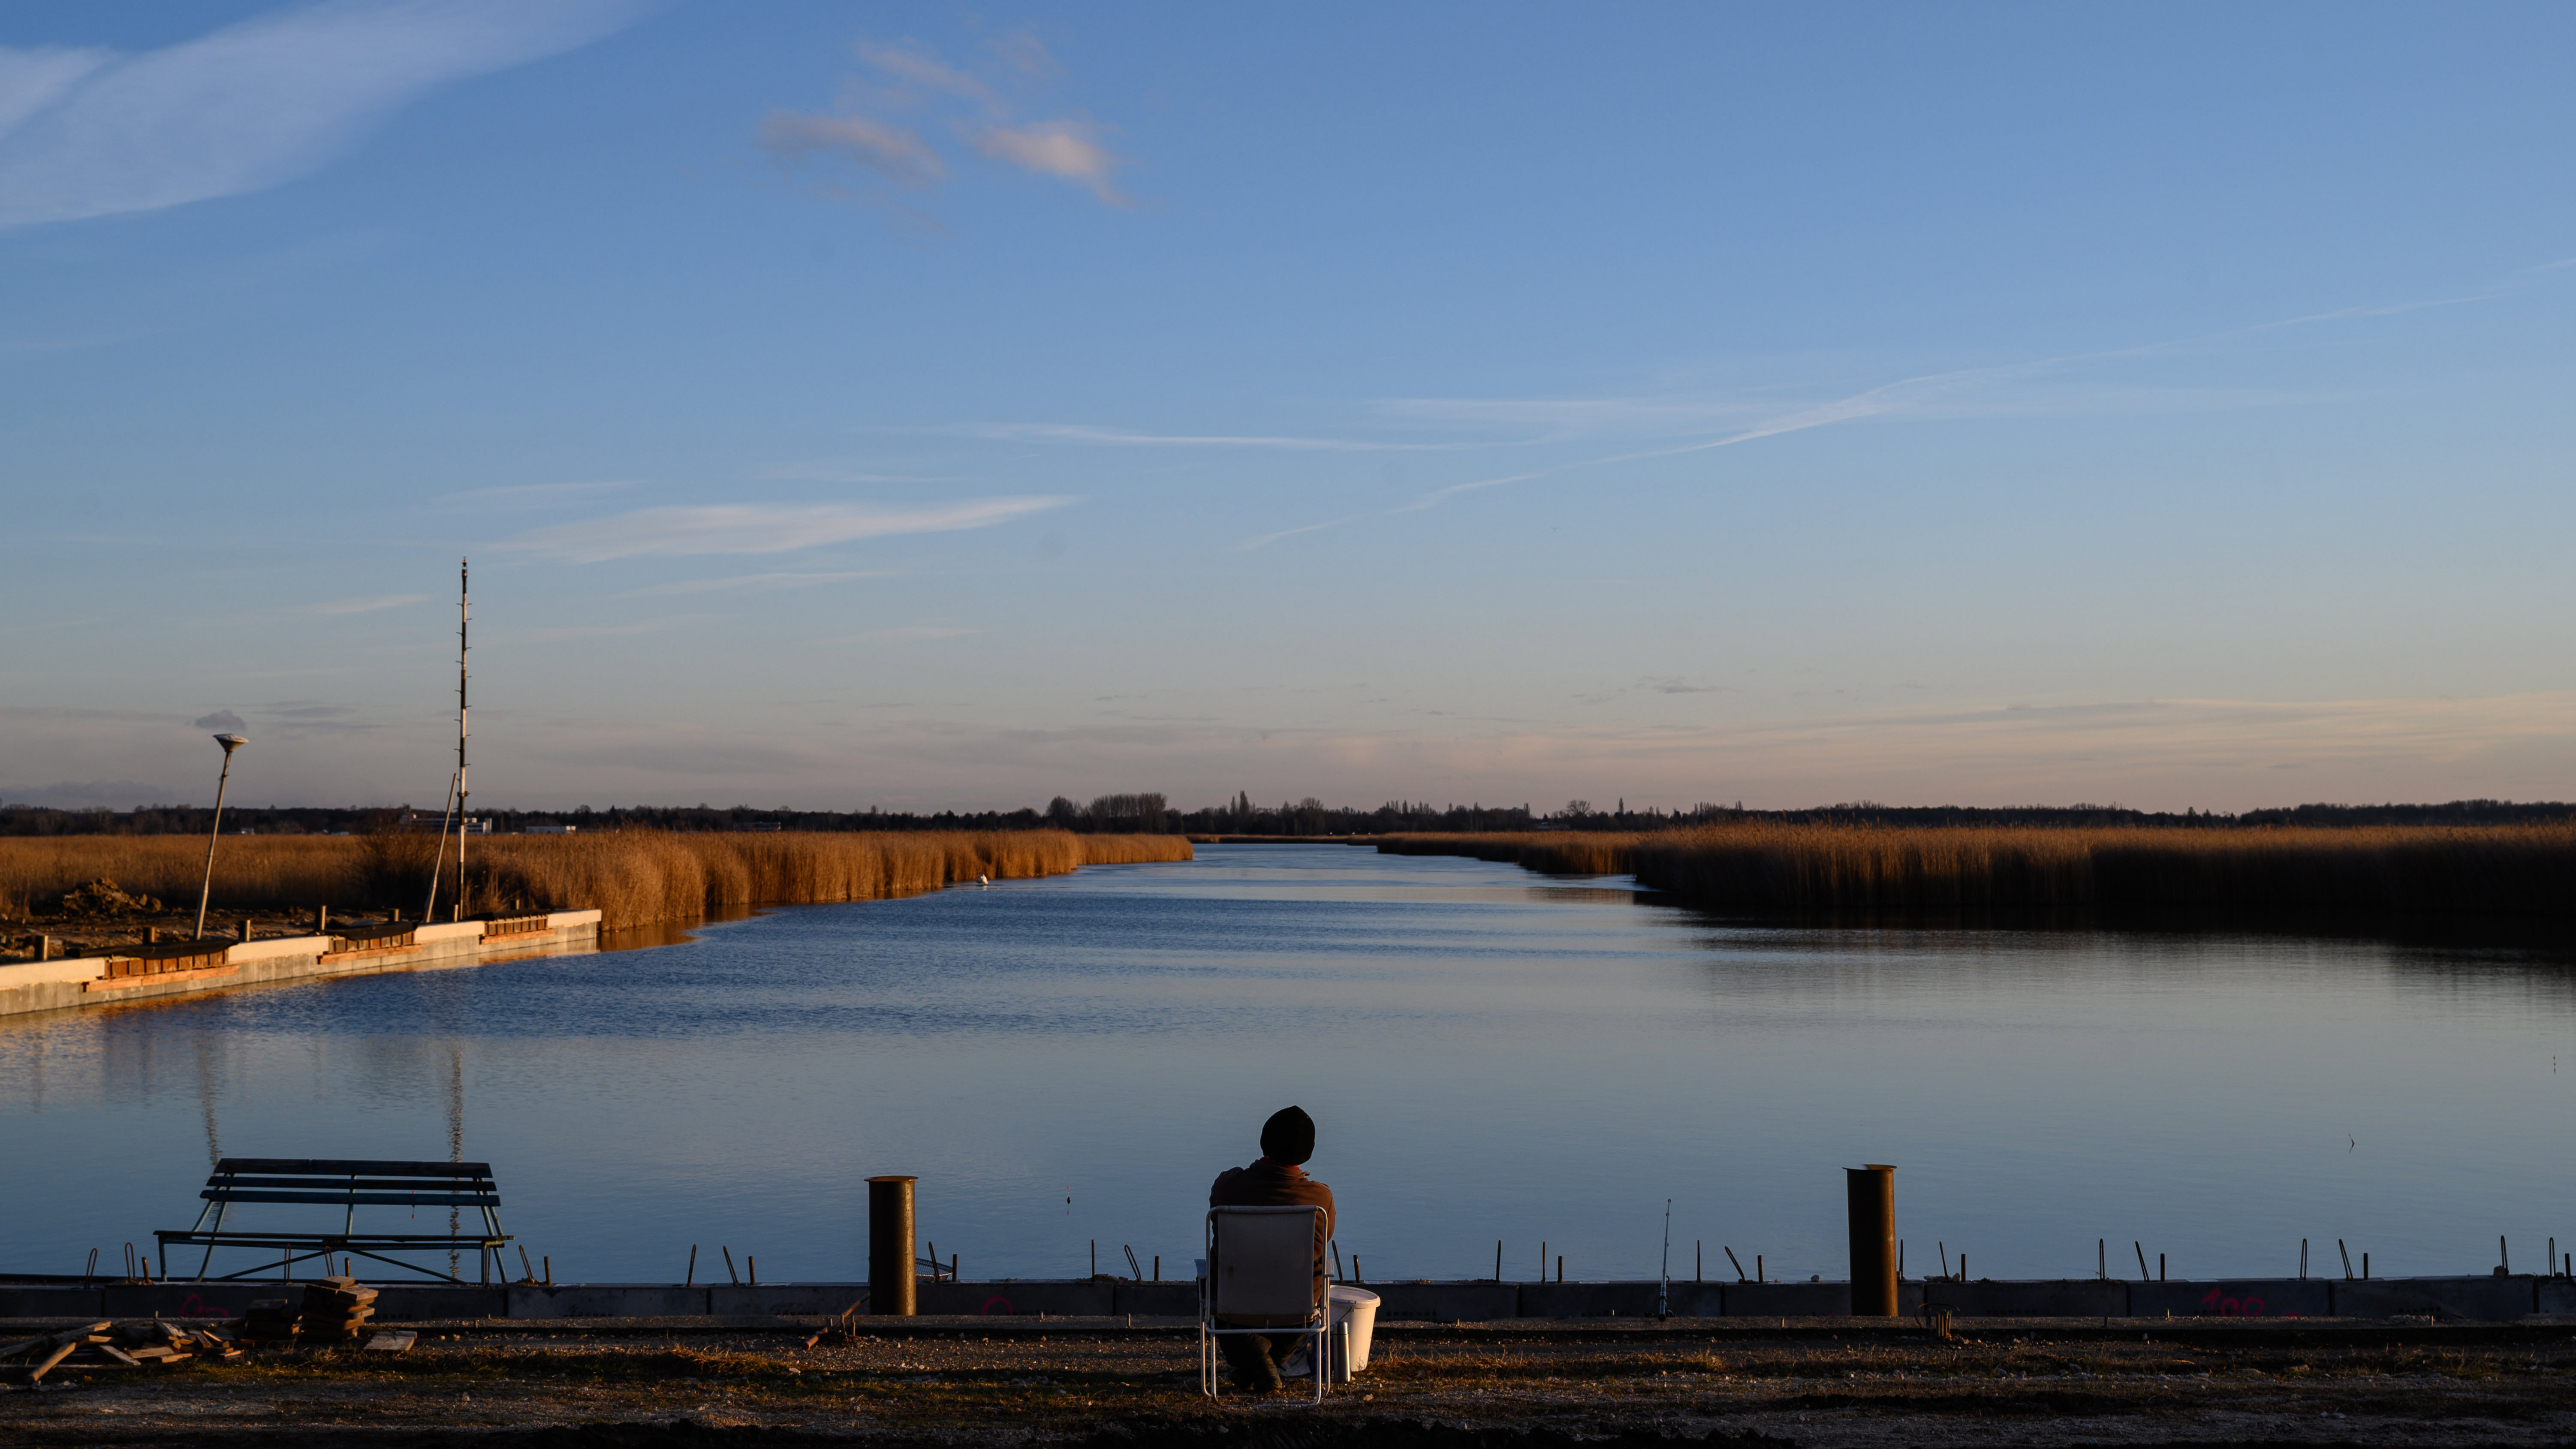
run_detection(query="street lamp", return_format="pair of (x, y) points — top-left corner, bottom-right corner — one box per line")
(194, 732), (248, 940)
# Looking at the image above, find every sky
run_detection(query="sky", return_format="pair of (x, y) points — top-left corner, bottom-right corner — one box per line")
(3, 1), (2573, 814)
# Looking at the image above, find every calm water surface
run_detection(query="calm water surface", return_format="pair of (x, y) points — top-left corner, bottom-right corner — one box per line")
(6, 844), (2573, 1285)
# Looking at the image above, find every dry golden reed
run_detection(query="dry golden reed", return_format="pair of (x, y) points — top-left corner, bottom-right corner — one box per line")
(1379, 823), (2576, 917)
(0, 831), (1194, 930)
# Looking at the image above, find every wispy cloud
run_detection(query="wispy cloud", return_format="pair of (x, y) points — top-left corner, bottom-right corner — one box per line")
(318, 592), (428, 615)
(1237, 513), (1376, 552)
(1238, 472), (1540, 551)
(1377, 395), (1779, 435)
(193, 710), (248, 732)
(850, 624), (976, 642)
(518, 619), (675, 642)
(760, 464), (940, 484)
(973, 119), (1124, 204)
(852, 40), (997, 110)
(758, 111), (944, 188)
(0, 706), (173, 724)
(1240, 280), (2508, 549)
(247, 700), (375, 732)
(982, 423), (1462, 452)
(316, 593), (427, 615)
(435, 479), (633, 510)
(764, 30), (1132, 220)
(0, 0), (642, 230)
(0, 47), (110, 138)
(1388, 472), (1543, 513)
(613, 571), (891, 599)
(502, 497), (1071, 562)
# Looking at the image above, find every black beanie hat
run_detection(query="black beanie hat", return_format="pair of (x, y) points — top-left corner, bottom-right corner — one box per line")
(1260, 1105), (1316, 1165)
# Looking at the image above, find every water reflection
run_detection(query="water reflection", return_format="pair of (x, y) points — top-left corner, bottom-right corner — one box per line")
(5, 845), (2572, 1289)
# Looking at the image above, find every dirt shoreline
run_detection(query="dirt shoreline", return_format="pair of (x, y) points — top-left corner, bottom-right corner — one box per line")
(5, 1315), (2572, 1446)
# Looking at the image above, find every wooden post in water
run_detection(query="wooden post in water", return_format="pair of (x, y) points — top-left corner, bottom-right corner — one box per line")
(1847, 1165), (1897, 1316)
(868, 1176), (917, 1315)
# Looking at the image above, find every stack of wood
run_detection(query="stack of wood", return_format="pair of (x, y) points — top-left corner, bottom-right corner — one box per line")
(3, 1322), (240, 1384)
(298, 1277), (379, 1342)
(238, 1299), (302, 1345)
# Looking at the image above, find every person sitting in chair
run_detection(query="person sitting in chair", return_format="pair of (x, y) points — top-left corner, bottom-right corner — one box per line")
(1208, 1104), (1336, 1391)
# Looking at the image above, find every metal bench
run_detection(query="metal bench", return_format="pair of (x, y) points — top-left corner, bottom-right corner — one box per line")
(157, 1157), (512, 1283)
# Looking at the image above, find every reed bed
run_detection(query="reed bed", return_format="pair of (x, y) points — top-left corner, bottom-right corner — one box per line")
(0, 831), (1193, 930)
(1379, 823), (2576, 918)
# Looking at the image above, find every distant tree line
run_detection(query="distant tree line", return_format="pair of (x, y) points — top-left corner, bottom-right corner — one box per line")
(2, 794), (2567, 838)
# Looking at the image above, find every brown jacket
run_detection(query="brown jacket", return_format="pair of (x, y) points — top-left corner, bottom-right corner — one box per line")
(1208, 1159), (1335, 1302)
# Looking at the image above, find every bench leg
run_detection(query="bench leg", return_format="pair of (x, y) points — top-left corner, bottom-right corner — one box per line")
(199, 1202), (230, 1280)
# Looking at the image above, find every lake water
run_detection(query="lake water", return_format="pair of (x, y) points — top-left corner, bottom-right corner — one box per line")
(6, 843), (2573, 1287)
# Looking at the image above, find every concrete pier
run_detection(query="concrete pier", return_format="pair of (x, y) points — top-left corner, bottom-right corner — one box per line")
(3, 1273), (2565, 1324)
(0, 910), (603, 1019)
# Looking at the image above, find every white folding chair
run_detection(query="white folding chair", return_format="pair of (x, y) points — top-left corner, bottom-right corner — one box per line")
(1199, 1205), (1331, 1403)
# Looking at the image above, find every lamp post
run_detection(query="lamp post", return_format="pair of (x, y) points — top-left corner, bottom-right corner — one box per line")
(194, 732), (248, 940)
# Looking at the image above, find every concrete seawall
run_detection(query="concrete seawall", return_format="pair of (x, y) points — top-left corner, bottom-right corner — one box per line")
(3, 1274), (2565, 1323)
(0, 910), (603, 1019)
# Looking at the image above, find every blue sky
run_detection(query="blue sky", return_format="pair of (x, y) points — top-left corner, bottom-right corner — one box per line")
(5, 1), (2572, 812)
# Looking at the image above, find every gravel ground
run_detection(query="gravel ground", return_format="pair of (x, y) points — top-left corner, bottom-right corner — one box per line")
(5, 1316), (2574, 1447)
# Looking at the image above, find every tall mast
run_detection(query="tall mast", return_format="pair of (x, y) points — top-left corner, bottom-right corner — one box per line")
(456, 557), (469, 921)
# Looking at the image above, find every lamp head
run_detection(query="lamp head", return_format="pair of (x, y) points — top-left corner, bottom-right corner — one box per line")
(213, 732), (248, 754)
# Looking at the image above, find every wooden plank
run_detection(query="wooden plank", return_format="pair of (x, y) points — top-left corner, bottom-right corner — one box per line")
(25, 1343), (79, 1382)
(217, 1157), (494, 1177)
(160, 1232), (509, 1246)
(0, 1323), (112, 1357)
(362, 1331), (417, 1355)
(194, 1190), (500, 1206)
(206, 1175), (500, 1192)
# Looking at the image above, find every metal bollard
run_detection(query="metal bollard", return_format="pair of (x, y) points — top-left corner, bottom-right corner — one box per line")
(868, 1175), (917, 1316)
(1846, 1164), (1897, 1316)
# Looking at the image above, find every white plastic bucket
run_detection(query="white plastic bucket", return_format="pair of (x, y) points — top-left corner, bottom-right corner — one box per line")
(1329, 1285), (1380, 1375)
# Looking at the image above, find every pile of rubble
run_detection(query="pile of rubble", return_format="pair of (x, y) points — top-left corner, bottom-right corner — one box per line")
(3, 1278), (410, 1388)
